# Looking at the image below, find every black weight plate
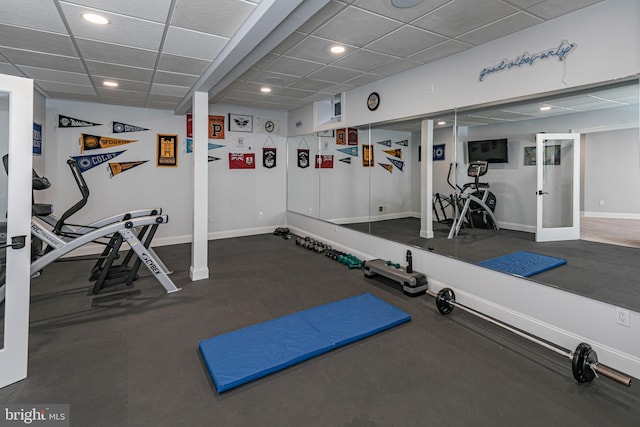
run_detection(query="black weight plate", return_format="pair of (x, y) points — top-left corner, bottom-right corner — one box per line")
(436, 288), (455, 315)
(572, 342), (597, 383)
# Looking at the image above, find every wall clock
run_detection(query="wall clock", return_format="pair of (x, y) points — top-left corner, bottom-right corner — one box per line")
(367, 92), (380, 111)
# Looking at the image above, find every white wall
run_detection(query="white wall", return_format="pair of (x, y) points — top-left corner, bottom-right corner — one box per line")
(44, 100), (287, 250)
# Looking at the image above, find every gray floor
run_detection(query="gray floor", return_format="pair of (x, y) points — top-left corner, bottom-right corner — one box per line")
(344, 218), (640, 311)
(0, 234), (638, 426)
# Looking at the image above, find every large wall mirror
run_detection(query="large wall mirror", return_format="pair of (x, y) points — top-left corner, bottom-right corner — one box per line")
(287, 78), (640, 312)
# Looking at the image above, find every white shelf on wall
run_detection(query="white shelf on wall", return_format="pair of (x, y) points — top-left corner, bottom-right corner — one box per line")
(314, 93), (344, 132)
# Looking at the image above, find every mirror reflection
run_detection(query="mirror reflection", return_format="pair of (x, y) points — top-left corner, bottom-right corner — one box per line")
(287, 79), (640, 311)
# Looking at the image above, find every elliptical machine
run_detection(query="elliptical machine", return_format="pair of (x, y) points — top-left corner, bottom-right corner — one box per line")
(447, 160), (499, 239)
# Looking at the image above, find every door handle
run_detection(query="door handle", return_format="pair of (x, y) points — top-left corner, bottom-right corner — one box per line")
(0, 235), (26, 250)
(537, 190), (548, 196)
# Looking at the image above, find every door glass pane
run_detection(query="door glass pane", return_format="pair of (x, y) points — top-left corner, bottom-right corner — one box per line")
(0, 91), (9, 349)
(542, 139), (574, 229)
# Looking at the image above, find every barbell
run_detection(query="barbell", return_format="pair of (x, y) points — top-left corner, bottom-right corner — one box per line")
(431, 287), (632, 387)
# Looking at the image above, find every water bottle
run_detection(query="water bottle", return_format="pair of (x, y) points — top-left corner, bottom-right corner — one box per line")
(406, 250), (413, 274)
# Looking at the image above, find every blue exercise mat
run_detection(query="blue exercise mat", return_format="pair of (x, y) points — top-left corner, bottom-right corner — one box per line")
(477, 251), (567, 277)
(199, 293), (411, 393)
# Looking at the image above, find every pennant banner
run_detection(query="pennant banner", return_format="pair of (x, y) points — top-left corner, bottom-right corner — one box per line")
(378, 163), (393, 173)
(337, 146), (358, 157)
(208, 156), (221, 162)
(394, 139), (409, 146)
(297, 149), (310, 168)
(387, 157), (404, 171)
(108, 161), (148, 177)
(347, 128), (358, 145)
(80, 134), (137, 152)
(263, 147), (277, 169)
(383, 148), (402, 158)
(229, 153), (255, 169)
(58, 114), (101, 128)
(112, 121), (148, 133)
(362, 144), (374, 167)
(208, 143), (224, 150)
(73, 150), (125, 173)
(315, 154), (334, 169)
(376, 139), (392, 147)
(338, 157), (351, 164)
(186, 138), (193, 154)
(186, 114), (193, 138)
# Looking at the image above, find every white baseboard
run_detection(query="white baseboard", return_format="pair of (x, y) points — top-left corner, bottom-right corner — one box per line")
(582, 211), (640, 220)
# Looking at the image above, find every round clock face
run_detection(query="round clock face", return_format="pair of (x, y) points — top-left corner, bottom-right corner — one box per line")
(367, 92), (380, 111)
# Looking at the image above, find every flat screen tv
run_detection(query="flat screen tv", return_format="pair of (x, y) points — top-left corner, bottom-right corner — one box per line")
(467, 138), (508, 163)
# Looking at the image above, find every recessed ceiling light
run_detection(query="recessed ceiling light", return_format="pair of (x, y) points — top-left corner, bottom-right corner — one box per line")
(330, 45), (346, 54)
(103, 80), (118, 88)
(82, 13), (110, 25)
(539, 106), (552, 111)
(437, 121), (446, 125)
(260, 87), (271, 93)
(391, 0), (426, 8)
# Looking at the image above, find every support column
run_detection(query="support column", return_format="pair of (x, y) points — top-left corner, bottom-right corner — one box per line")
(190, 91), (209, 280)
(420, 119), (434, 239)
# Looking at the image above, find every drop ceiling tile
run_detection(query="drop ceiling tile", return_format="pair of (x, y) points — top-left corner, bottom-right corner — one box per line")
(353, 0), (451, 24)
(36, 81), (96, 96)
(0, 25), (77, 57)
(147, 94), (187, 104)
(96, 89), (148, 100)
(101, 96), (147, 108)
(265, 56), (325, 77)
(0, 62), (22, 76)
(272, 87), (316, 99)
(287, 79), (336, 92)
(366, 26), (447, 57)
(458, 12), (542, 45)
(507, 0), (546, 7)
(286, 36), (354, 64)
(86, 61), (153, 82)
(60, 2), (165, 50)
(0, 0), (67, 33)
(412, 0), (518, 38)
(61, 0), (173, 23)
(150, 83), (190, 97)
(333, 49), (397, 72)
(171, 0), (255, 37)
(45, 91), (99, 102)
(372, 59), (422, 76)
(157, 54), (210, 75)
(314, 6), (403, 47)
(307, 66), (362, 83)
(18, 66), (91, 85)
(344, 73), (384, 86)
(249, 53), (280, 71)
(526, 0), (603, 20)
(154, 71), (198, 87)
(163, 26), (228, 61)
(145, 100), (178, 110)
(271, 32), (308, 55)
(296, 0), (348, 34)
(245, 70), (300, 87)
(320, 82), (358, 94)
(0, 47), (85, 73)
(408, 39), (471, 63)
(76, 38), (158, 69)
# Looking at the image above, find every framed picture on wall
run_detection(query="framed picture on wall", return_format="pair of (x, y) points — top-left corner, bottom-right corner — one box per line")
(228, 113), (253, 132)
(524, 145), (561, 166)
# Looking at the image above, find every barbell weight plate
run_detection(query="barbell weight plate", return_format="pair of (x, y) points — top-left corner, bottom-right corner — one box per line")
(436, 288), (456, 315)
(572, 342), (597, 383)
